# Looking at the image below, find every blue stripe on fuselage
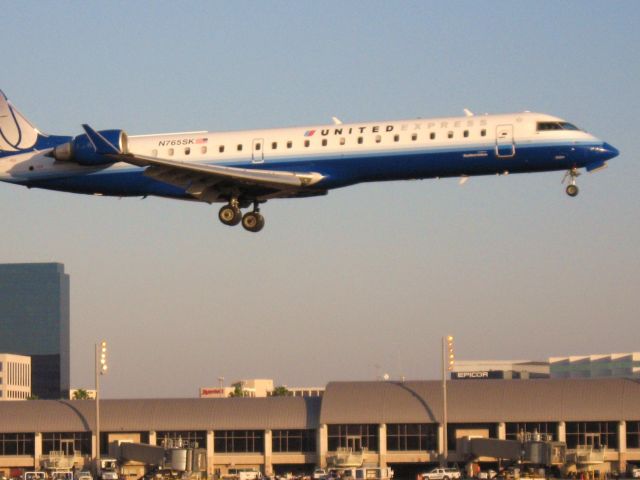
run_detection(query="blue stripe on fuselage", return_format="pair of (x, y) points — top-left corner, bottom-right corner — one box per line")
(19, 141), (601, 198)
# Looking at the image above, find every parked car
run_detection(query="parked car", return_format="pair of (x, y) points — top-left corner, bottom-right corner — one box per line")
(421, 468), (461, 480)
(477, 471), (496, 480)
(76, 472), (93, 480)
(23, 473), (46, 480)
(312, 470), (327, 480)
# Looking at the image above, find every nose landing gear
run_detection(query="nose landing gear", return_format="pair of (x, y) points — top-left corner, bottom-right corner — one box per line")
(566, 184), (579, 197)
(563, 168), (581, 197)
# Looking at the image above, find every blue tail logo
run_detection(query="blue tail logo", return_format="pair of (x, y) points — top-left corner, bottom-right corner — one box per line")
(0, 90), (39, 153)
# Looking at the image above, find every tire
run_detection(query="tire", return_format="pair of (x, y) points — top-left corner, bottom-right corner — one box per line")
(219, 205), (241, 226)
(242, 212), (265, 232)
(566, 184), (579, 197)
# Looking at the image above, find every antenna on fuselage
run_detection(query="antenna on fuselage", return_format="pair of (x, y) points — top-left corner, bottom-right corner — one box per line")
(332, 116), (343, 125)
(463, 109), (474, 117)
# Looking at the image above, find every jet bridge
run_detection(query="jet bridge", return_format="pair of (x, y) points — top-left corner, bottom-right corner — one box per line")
(112, 441), (207, 475)
(459, 435), (566, 466)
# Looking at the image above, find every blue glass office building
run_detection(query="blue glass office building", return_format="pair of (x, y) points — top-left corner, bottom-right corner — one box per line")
(0, 263), (70, 399)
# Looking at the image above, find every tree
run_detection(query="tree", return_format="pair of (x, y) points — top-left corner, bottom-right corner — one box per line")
(271, 386), (291, 397)
(229, 384), (247, 397)
(72, 389), (90, 400)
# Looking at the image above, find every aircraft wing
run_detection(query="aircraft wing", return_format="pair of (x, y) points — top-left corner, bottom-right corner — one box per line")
(114, 153), (326, 202)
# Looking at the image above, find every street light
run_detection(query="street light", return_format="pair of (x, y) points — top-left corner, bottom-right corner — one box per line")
(95, 341), (108, 475)
(442, 335), (454, 466)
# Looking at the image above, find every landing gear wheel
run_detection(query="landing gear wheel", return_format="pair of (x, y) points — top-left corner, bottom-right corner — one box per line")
(562, 168), (581, 197)
(242, 211), (265, 232)
(218, 205), (242, 226)
(566, 184), (579, 197)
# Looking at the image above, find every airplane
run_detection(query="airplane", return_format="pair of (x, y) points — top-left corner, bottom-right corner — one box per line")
(0, 90), (619, 232)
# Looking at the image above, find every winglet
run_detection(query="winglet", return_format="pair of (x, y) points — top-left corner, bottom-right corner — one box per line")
(81, 124), (121, 154)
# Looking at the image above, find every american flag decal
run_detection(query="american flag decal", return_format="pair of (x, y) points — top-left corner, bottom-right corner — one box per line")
(304, 130), (316, 137)
(196, 138), (208, 144)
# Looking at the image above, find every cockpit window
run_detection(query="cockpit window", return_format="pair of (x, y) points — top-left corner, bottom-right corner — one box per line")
(537, 121), (581, 131)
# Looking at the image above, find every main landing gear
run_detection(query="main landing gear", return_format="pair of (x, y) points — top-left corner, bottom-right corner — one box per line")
(563, 168), (580, 197)
(218, 200), (265, 233)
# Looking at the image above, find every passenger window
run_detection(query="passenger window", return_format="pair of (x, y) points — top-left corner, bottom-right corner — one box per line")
(304, 140), (310, 147)
(430, 132), (436, 140)
(219, 145), (225, 153)
(201, 146), (207, 154)
(287, 141), (292, 149)
(272, 142), (277, 150)
(255, 143), (261, 151)
(394, 134), (399, 142)
(448, 131), (454, 139)
(185, 147), (191, 155)
(357, 137), (363, 144)
(339, 137), (346, 145)
(375, 135), (381, 143)
(463, 130), (469, 138)
(411, 133), (417, 141)
(168, 148), (174, 156)
(480, 129), (487, 137)
(237, 144), (243, 151)
(321, 139), (327, 146)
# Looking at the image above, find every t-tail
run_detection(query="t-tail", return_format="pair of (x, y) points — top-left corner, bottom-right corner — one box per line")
(0, 90), (69, 157)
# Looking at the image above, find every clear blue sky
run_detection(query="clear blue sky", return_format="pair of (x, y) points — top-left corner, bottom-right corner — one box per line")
(1, 1), (639, 398)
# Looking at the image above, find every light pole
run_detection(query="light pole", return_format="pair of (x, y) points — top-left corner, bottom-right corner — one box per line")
(442, 335), (454, 466)
(95, 341), (108, 475)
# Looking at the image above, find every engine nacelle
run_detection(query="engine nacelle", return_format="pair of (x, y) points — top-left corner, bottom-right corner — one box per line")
(51, 129), (127, 166)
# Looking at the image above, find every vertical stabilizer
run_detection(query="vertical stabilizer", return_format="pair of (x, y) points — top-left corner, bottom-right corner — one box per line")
(0, 90), (40, 152)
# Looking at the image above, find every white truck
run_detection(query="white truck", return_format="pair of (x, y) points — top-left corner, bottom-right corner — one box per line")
(420, 468), (461, 480)
(100, 457), (119, 480)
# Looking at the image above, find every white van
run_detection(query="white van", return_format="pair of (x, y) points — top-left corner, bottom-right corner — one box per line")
(228, 469), (262, 480)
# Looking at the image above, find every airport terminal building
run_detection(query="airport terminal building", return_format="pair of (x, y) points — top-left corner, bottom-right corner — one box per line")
(1, 378), (640, 477)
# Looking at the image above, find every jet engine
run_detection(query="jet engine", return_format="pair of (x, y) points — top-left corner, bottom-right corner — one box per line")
(50, 129), (127, 166)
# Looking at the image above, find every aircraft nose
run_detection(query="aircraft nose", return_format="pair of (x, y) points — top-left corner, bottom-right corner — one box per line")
(600, 142), (620, 160)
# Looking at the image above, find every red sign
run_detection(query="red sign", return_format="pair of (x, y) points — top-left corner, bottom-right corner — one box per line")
(200, 388), (224, 397)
